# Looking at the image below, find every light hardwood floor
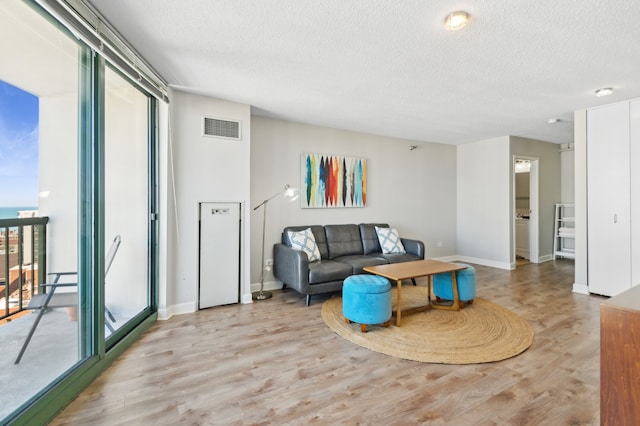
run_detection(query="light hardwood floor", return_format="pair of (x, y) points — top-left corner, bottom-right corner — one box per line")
(52, 259), (601, 425)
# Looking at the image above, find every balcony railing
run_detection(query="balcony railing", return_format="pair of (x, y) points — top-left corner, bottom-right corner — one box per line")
(0, 216), (48, 322)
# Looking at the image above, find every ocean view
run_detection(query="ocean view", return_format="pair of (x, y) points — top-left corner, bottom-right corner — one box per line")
(0, 207), (37, 219)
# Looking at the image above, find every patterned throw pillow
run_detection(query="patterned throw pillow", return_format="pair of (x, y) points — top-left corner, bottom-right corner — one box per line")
(375, 226), (406, 254)
(287, 228), (322, 261)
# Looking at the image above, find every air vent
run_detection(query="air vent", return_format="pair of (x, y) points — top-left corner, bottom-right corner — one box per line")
(202, 116), (241, 140)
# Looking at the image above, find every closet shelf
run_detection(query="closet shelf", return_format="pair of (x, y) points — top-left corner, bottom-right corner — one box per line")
(553, 203), (575, 260)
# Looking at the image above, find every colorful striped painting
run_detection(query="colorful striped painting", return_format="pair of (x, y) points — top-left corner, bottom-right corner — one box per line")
(301, 153), (367, 208)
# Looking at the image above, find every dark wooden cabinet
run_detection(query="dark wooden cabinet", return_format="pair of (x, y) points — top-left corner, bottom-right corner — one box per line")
(600, 285), (640, 425)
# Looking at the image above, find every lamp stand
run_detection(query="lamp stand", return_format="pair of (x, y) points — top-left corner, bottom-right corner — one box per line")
(252, 184), (298, 301)
(253, 195), (273, 300)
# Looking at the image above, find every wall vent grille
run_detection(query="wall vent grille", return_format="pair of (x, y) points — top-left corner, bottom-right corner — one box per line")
(202, 116), (241, 140)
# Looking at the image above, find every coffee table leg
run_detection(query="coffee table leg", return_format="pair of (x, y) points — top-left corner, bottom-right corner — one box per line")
(431, 271), (461, 311)
(396, 279), (402, 326)
(451, 271), (460, 310)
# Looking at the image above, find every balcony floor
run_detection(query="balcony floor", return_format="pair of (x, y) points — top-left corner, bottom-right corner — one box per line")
(1, 308), (78, 420)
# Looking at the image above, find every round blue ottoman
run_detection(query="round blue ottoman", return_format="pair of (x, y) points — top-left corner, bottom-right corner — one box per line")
(342, 274), (392, 332)
(432, 263), (476, 306)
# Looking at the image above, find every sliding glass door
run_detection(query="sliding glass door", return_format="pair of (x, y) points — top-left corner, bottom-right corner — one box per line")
(103, 66), (152, 341)
(0, 1), (158, 423)
(0, 1), (82, 419)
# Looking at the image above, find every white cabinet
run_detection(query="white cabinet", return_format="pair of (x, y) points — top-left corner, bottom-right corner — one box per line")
(630, 99), (640, 291)
(587, 101), (632, 296)
(553, 203), (575, 259)
(199, 202), (241, 308)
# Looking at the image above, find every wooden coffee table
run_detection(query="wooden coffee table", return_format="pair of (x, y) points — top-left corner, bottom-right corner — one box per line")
(363, 259), (467, 326)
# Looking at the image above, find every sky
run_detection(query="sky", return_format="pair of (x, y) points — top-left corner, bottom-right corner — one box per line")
(0, 80), (39, 207)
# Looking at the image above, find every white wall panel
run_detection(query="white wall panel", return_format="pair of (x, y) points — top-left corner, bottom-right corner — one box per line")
(456, 137), (511, 267)
(250, 116), (458, 286)
(168, 89), (251, 310)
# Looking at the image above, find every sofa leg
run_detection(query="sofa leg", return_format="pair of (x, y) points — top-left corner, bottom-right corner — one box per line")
(306, 294), (311, 306)
(411, 278), (417, 286)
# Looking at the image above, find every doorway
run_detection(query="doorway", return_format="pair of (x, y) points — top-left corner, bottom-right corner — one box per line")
(513, 156), (539, 266)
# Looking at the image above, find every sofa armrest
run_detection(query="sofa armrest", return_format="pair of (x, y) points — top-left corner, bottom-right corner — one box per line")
(273, 243), (310, 293)
(402, 238), (425, 259)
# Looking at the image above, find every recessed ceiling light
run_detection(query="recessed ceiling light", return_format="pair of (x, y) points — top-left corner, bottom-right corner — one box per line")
(444, 11), (469, 31)
(595, 87), (613, 97)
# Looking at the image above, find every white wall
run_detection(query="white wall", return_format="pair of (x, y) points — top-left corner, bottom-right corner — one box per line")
(571, 110), (589, 293)
(560, 144), (575, 203)
(39, 93), (78, 274)
(456, 136), (512, 268)
(161, 89), (251, 318)
(250, 116), (458, 289)
(163, 95), (567, 312)
(158, 100), (170, 317)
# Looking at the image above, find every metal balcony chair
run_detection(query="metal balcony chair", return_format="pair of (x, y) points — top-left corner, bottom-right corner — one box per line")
(14, 235), (122, 364)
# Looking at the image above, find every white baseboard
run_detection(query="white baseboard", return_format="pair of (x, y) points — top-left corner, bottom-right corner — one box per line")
(572, 283), (589, 294)
(446, 255), (512, 270)
(432, 255), (459, 263)
(158, 301), (196, 320)
(251, 279), (283, 293)
(159, 293), (254, 319)
(538, 254), (554, 263)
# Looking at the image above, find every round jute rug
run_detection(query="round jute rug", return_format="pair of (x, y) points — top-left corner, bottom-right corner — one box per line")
(321, 286), (534, 364)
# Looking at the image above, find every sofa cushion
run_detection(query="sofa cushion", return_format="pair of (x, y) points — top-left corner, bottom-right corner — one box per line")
(287, 228), (321, 261)
(334, 254), (389, 274)
(374, 252), (422, 263)
(359, 223), (389, 255)
(375, 226), (406, 254)
(283, 225), (328, 259)
(308, 260), (352, 284)
(325, 224), (363, 259)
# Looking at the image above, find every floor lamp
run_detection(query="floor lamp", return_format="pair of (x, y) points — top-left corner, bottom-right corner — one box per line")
(253, 184), (299, 300)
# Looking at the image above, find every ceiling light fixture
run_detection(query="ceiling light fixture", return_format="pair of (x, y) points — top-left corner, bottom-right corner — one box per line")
(547, 118), (560, 124)
(595, 87), (613, 97)
(515, 160), (531, 174)
(444, 11), (469, 31)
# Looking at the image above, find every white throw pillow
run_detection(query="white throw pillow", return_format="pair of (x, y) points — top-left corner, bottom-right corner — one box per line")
(375, 226), (406, 254)
(287, 228), (321, 261)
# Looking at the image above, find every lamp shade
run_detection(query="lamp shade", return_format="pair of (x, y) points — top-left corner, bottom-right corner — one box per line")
(283, 185), (299, 202)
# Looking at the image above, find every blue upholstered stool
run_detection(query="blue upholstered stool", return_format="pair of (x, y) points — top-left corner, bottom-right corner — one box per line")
(342, 274), (392, 332)
(432, 263), (476, 307)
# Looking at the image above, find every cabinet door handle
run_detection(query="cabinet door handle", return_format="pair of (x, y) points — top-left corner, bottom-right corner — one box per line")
(614, 213), (618, 223)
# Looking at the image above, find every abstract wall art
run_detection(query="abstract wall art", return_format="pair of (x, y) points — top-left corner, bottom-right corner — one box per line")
(301, 153), (367, 208)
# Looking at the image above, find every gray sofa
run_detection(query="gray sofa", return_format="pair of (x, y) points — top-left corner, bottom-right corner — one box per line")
(273, 223), (425, 305)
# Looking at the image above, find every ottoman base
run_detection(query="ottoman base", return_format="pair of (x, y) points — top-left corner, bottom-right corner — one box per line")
(435, 296), (474, 309)
(345, 317), (391, 333)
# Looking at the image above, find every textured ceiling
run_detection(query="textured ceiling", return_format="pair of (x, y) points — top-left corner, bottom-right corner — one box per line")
(87, 0), (640, 145)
